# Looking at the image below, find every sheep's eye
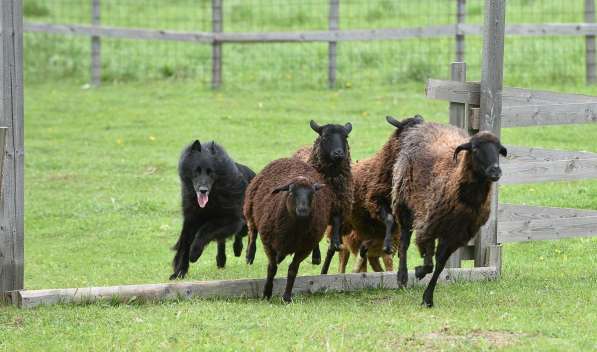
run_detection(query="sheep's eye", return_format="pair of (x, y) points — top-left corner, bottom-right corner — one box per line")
(206, 168), (212, 175)
(196, 167), (202, 173)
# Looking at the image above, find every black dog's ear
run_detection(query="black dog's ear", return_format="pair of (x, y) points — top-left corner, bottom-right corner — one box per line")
(386, 116), (401, 128)
(453, 142), (472, 161)
(499, 144), (508, 157)
(209, 141), (217, 155)
(313, 183), (326, 191)
(344, 122), (352, 135)
(272, 182), (293, 194)
(310, 120), (323, 135)
(191, 140), (201, 152)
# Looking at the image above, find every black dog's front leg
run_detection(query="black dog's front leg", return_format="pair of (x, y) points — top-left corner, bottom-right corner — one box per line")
(190, 219), (243, 263)
(170, 219), (200, 280)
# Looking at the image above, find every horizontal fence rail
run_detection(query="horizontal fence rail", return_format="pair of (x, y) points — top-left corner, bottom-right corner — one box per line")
(5, 267), (498, 308)
(23, 22), (597, 43)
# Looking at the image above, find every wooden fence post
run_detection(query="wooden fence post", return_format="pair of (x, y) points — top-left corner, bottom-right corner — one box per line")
(455, 0), (466, 62)
(0, 0), (24, 293)
(91, 0), (101, 86)
(586, 0), (596, 85)
(211, 0), (223, 89)
(328, 0), (339, 88)
(0, 127), (6, 194)
(476, 0), (505, 273)
(446, 61), (467, 268)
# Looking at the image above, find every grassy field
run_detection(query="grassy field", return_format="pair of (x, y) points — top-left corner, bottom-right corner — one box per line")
(0, 80), (595, 351)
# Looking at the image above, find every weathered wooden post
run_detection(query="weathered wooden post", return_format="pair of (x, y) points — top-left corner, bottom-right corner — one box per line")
(0, 0), (24, 293)
(455, 0), (466, 62)
(211, 0), (223, 89)
(586, 0), (596, 85)
(446, 62), (467, 268)
(91, 0), (101, 86)
(0, 127), (6, 193)
(476, 0), (505, 273)
(328, 0), (339, 89)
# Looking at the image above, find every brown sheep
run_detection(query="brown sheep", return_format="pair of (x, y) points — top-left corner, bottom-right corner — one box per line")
(391, 122), (506, 307)
(292, 120), (354, 274)
(244, 158), (332, 302)
(345, 115), (423, 278)
(337, 231), (398, 273)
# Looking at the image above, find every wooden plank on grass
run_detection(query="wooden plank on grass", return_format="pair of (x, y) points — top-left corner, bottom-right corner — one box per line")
(9, 267), (498, 308)
(498, 203), (597, 243)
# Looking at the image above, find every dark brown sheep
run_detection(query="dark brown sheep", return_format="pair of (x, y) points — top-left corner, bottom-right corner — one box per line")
(293, 120), (354, 274)
(391, 122), (507, 307)
(243, 158), (332, 302)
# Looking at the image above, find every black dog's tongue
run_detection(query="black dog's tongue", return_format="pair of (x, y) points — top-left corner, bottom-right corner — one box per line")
(197, 193), (209, 208)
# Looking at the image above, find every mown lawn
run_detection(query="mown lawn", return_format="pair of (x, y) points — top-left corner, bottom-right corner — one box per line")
(0, 81), (596, 351)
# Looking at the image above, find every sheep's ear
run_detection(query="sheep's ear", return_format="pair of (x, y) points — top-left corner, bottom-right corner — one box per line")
(310, 120), (323, 135)
(344, 122), (352, 135)
(209, 141), (217, 155)
(499, 144), (508, 157)
(453, 142), (472, 161)
(313, 183), (326, 191)
(191, 140), (201, 152)
(386, 115), (401, 128)
(272, 182), (293, 194)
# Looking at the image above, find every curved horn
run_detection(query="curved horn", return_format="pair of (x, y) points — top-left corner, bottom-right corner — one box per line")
(499, 144), (508, 157)
(310, 120), (323, 135)
(272, 182), (293, 194)
(344, 122), (352, 135)
(453, 142), (472, 161)
(386, 115), (401, 128)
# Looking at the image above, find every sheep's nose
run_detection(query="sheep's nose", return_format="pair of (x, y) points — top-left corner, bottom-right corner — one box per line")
(486, 165), (502, 181)
(332, 150), (345, 160)
(296, 207), (310, 218)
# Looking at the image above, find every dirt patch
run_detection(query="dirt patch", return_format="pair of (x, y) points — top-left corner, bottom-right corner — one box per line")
(397, 327), (526, 351)
(46, 173), (76, 181)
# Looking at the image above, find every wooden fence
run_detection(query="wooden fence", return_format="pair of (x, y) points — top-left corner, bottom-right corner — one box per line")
(21, 0), (597, 88)
(2, 0), (597, 307)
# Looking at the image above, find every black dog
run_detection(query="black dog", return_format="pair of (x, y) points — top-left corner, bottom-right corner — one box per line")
(170, 140), (255, 280)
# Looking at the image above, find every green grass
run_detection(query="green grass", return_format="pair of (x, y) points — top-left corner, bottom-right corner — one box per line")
(0, 80), (596, 351)
(21, 0), (589, 87)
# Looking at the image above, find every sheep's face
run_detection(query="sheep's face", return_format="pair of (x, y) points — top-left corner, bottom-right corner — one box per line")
(454, 132), (507, 182)
(272, 178), (325, 219)
(310, 120), (352, 164)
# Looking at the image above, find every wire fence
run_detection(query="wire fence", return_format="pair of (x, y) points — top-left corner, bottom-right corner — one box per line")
(23, 0), (591, 89)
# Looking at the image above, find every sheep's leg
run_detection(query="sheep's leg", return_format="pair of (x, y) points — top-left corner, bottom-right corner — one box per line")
(338, 248), (349, 273)
(216, 239), (226, 268)
(263, 255), (278, 300)
(320, 245), (336, 275)
(190, 219), (242, 263)
(380, 205), (397, 255)
(353, 252), (367, 273)
(369, 256), (384, 272)
(245, 223), (258, 265)
(311, 244), (321, 265)
(382, 255), (394, 272)
(330, 215), (342, 251)
(396, 204), (414, 287)
(422, 240), (457, 308)
(233, 223), (247, 257)
(170, 219), (200, 280)
(282, 250), (310, 303)
(415, 241), (435, 280)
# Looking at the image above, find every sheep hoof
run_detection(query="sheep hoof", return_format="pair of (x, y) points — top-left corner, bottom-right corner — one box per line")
(359, 246), (368, 258)
(311, 256), (321, 265)
(383, 244), (393, 255)
(421, 299), (434, 308)
(282, 294), (293, 303)
(216, 254), (226, 269)
(415, 265), (430, 280)
(233, 241), (243, 257)
(397, 270), (408, 288)
(246, 255), (255, 265)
